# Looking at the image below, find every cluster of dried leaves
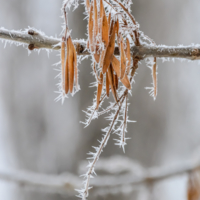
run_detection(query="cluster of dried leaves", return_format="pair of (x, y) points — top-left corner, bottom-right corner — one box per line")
(60, 0), (158, 199)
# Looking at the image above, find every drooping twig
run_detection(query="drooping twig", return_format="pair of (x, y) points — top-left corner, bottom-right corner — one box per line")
(1, 28), (200, 60)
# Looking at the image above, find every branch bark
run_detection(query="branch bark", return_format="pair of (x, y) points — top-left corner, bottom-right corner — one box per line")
(1, 28), (200, 60)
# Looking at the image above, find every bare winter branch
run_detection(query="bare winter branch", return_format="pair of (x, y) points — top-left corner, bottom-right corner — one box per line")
(0, 157), (199, 196)
(1, 28), (200, 60)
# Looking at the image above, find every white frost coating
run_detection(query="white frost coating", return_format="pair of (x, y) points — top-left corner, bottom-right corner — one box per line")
(145, 57), (157, 100)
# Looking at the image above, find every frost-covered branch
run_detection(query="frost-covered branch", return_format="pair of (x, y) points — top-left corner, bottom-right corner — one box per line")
(1, 28), (200, 60)
(0, 157), (199, 196)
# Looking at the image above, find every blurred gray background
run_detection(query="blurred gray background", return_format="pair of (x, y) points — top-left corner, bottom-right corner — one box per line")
(0, 0), (200, 200)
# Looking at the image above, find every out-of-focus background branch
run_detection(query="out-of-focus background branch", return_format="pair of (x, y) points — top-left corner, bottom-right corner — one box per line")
(0, 1), (200, 200)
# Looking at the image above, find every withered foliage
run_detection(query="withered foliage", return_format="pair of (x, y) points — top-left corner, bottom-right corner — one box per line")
(60, 0), (159, 199)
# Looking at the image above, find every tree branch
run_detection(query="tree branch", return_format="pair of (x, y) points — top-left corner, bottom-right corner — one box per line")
(1, 28), (200, 60)
(0, 157), (199, 196)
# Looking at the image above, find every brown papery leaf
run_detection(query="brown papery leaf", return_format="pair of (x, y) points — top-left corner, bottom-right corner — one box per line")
(108, 64), (118, 102)
(68, 36), (75, 93)
(96, 72), (104, 109)
(61, 38), (66, 91)
(102, 21), (116, 74)
(85, 0), (90, 13)
(115, 74), (118, 90)
(112, 55), (131, 90)
(108, 13), (111, 30)
(93, 0), (98, 44)
(88, 2), (94, 52)
(106, 72), (110, 97)
(153, 57), (157, 99)
(126, 37), (131, 74)
(120, 36), (126, 79)
(73, 43), (78, 90)
(102, 15), (109, 47)
(65, 38), (69, 94)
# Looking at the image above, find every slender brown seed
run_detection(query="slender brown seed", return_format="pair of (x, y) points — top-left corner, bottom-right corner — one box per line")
(108, 13), (111, 30)
(61, 37), (66, 91)
(115, 74), (118, 90)
(112, 55), (131, 89)
(73, 42), (78, 90)
(65, 38), (69, 94)
(102, 15), (109, 47)
(153, 57), (157, 99)
(68, 36), (75, 93)
(99, 49), (105, 68)
(106, 72), (110, 97)
(108, 64), (118, 102)
(85, 0), (90, 13)
(116, 19), (119, 38)
(93, 0), (98, 44)
(120, 36), (126, 79)
(88, 2), (94, 52)
(102, 21), (116, 74)
(126, 38), (131, 74)
(96, 72), (104, 109)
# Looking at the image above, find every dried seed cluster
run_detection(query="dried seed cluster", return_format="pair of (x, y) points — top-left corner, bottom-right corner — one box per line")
(60, 0), (159, 199)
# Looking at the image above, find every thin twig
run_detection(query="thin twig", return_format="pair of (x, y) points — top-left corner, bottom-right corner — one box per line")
(1, 28), (200, 60)
(82, 98), (125, 199)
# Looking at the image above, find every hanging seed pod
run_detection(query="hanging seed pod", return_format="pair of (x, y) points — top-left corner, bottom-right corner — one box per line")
(61, 37), (66, 91)
(126, 38), (131, 74)
(102, 15), (109, 47)
(68, 36), (75, 93)
(65, 38), (69, 94)
(108, 64), (118, 102)
(73, 43), (78, 90)
(96, 72), (104, 109)
(115, 74), (118, 90)
(152, 57), (157, 99)
(85, 0), (90, 13)
(120, 35), (126, 79)
(106, 72), (110, 97)
(108, 13), (111, 30)
(112, 55), (131, 89)
(102, 21), (116, 74)
(93, 0), (98, 44)
(88, 2), (94, 52)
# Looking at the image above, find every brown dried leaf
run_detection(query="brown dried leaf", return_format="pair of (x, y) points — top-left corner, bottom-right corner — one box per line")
(65, 38), (69, 94)
(85, 0), (90, 13)
(153, 57), (157, 99)
(106, 72), (110, 97)
(61, 38), (66, 91)
(93, 0), (98, 44)
(120, 36), (126, 79)
(112, 55), (131, 90)
(115, 74), (118, 90)
(99, 49), (105, 68)
(102, 21), (116, 74)
(126, 37), (131, 74)
(108, 13), (111, 30)
(108, 64), (118, 102)
(88, 3), (94, 52)
(96, 72), (104, 109)
(116, 19), (119, 37)
(102, 15), (109, 47)
(68, 36), (75, 93)
(73, 43), (78, 90)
